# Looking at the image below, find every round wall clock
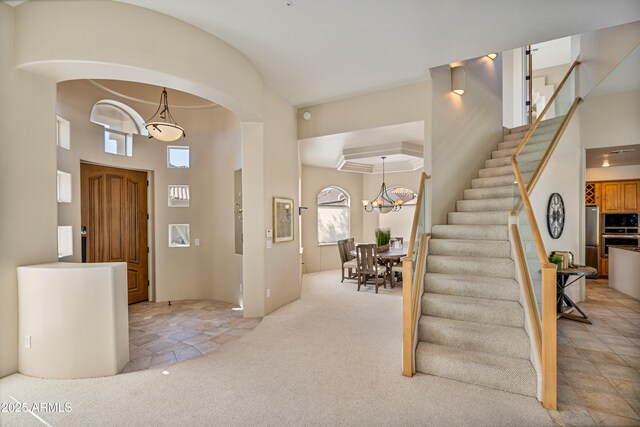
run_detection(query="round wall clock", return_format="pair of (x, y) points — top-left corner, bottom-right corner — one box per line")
(547, 193), (565, 239)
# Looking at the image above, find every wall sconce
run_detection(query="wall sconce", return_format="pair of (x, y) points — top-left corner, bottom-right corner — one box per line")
(451, 66), (465, 96)
(486, 53), (498, 60)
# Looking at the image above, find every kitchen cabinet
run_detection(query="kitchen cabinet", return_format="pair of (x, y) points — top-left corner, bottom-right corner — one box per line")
(585, 182), (600, 206)
(600, 180), (639, 213)
(600, 258), (608, 277)
(621, 181), (639, 211)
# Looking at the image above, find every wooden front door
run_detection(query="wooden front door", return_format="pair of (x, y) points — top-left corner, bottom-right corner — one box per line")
(81, 163), (148, 304)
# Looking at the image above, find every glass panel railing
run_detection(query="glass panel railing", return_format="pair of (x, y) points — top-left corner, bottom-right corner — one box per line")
(515, 64), (577, 196)
(410, 176), (427, 292)
(515, 184), (543, 317)
(512, 61), (578, 326)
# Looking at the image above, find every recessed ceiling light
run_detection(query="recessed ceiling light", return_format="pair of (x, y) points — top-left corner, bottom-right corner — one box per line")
(602, 160), (610, 167)
(284, 1), (293, 6)
(162, 370), (170, 375)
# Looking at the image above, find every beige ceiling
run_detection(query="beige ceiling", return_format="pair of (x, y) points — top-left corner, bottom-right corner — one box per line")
(586, 144), (640, 169)
(111, 0), (640, 107)
(88, 80), (217, 109)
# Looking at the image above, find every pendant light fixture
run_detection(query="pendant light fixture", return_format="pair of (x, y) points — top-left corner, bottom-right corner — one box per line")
(362, 156), (403, 214)
(145, 87), (186, 142)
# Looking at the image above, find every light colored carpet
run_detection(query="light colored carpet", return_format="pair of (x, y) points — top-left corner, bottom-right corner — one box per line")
(0, 270), (552, 426)
(416, 120), (563, 398)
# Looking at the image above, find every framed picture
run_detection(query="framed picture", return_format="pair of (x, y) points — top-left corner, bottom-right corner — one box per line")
(273, 197), (294, 243)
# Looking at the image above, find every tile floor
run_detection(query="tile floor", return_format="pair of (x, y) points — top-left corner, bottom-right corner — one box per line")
(550, 279), (640, 427)
(122, 300), (261, 373)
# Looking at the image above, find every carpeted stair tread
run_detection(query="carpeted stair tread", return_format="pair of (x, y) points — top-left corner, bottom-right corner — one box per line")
(447, 211), (510, 225)
(431, 225), (508, 241)
(478, 164), (514, 178)
(485, 149), (545, 168)
(501, 127), (558, 143)
(426, 255), (514, 279)
(428, 239), (511, 258)
(499, 131), (558, 148)
(425, 273), (520, 301)
(471, 175), (516, 189)
(463, 186), (514, 200)
(415, 342), (537, 397)
(414, 120), (550, 399)
(421, 293), (524, 327)
(478, 161), (537, 178)
(491, 142), (547, 159)
(418, 316), (530, 359)
(456, 198), (513, 212)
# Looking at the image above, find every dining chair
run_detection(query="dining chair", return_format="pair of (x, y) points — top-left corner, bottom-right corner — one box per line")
(356, 244), (387, 293)
(390, 237), (404, 248)
(391, 264), (403, 287)
(338, 239), (358, 282)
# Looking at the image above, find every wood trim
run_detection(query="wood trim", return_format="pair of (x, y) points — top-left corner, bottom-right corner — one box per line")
(402, 170), (430, 377)
(511, 224), (542, 363)
(402, 256), (413, 377)
(542, 264), (558, 410)
(406, 172), (429, 256)
(513, 59), (580, 158)
(526, 97), (582, 194)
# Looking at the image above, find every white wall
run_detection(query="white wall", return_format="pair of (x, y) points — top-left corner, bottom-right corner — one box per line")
(533, 64), (571, 89)
(297, 82), (428, 140)
(262, 87), (301, 314)
(430, 56), (503, 226)
(580, 90), (640, 149)
(56, 80), (243, 304)
(13, 0), (264, 121)
(586, 166), (640, 181)
(300, 166), (364, 273)
(578, 21), (640, 99)
(530, 116), (585, 301)
(502, 48), (526, 129)
(0, 3), (58, 377)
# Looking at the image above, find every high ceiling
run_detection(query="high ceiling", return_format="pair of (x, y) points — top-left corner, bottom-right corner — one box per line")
(112, 0), (640, 107)
(586, 145), (640, 169)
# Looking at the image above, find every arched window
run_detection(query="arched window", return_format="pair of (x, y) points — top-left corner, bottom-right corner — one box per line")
(317, 186), (350, 244)
(90, 100), (147, 157)
(387, 186), (418, 206)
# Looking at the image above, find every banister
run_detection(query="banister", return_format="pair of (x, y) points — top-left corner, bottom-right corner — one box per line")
(513, 59), (581, 158)
(509, 59), (579, 411)
(402, 171), (430, 377)
(406, 172), (429, 256)
(525, 97), (582, 194)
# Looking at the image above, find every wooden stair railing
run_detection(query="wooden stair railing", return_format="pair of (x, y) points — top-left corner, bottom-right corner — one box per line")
(402, 172), (430, 377)
(511, 59), (581, 410)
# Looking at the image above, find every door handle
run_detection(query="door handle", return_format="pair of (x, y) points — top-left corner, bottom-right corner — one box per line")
(81, 226), (87, 263)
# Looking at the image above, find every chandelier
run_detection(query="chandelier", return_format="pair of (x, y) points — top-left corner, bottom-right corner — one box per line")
(145, 88), (186, 142)
(362, 156), (403, 213)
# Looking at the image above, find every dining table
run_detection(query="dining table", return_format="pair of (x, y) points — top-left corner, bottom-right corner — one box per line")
(351, 245), (408, 287)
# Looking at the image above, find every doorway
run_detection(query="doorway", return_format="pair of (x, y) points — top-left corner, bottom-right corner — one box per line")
(80, 163), (149, 304)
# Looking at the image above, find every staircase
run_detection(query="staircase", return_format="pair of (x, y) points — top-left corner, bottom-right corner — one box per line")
(415, 118), (562, 397)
